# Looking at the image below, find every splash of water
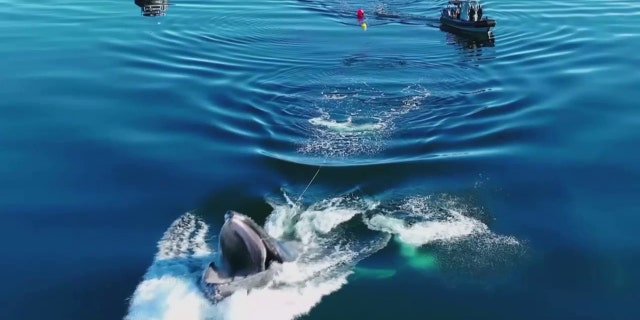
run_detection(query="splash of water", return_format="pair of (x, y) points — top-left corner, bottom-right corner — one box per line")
(308, 115), (386, 133)
(363, 194), (524, 275)
(126, 193), (389, 320)
(299, 84), (430, 157)
(125, 213), (216, 320)
(363, 194), (520, 252)
(125, 191), (522, 320)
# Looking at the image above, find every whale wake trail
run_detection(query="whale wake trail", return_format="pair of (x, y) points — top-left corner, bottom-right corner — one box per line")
(126, 191), (523, 320)
(125, 213), (215, 320)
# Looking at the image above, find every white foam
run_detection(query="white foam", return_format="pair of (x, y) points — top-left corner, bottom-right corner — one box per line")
(126, 213), (216, 320)
(299, 85), (430, 157)
(126, 193), (521, 320)
(126, 276), (214, 320)
(155, 212), (200, 260)
(308, 116), (386, 133)
(126, 194), (388, 320)
(366, 211), (486, 246)
(211, 271), (350, 320)
(190, 220), (211, 257)
(363, 195), (520, 248)
(322, 93), (347, 100)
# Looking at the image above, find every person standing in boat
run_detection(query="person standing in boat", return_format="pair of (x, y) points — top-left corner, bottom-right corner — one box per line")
(469, 5), (476, 21)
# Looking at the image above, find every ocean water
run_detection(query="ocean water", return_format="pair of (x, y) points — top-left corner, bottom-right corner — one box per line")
(1, 0), (638, 319)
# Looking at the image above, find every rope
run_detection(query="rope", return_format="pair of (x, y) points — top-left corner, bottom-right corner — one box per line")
(296, 153), (331, 203)
(297, 165), (322, 203)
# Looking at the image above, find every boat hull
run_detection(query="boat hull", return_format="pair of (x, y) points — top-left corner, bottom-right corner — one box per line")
(439, 15), (495, 33)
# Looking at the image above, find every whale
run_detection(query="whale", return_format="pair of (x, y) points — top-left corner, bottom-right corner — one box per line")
(200, 211), (299, 302)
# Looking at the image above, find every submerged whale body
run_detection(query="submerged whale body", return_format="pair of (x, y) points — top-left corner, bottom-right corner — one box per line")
(200, 211), (299, 302)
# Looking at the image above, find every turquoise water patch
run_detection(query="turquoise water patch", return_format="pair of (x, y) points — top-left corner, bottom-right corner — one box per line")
(351, 267), (397, 280)
(397, 238), (438, 270)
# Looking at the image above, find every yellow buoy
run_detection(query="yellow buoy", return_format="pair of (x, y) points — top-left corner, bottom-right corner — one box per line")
(361, 22), (367, 30)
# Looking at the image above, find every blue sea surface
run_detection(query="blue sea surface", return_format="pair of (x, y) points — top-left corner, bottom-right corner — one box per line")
(1, 0), (639, 319)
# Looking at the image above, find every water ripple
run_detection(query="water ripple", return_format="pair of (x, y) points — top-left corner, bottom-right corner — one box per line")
(9, 0), (635, 168)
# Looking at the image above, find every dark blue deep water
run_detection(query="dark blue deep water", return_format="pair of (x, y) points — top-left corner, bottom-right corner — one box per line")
(1, 0), (639, 319)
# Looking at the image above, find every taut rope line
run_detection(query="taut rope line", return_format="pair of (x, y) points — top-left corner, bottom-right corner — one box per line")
(296, 156), (328, 202)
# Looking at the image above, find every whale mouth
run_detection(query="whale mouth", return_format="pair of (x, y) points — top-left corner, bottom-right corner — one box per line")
(202, 261), (231, 285)
(201, 261), (284, 303)
(200, 211), (300, 303)
(200, 262), (231, 302)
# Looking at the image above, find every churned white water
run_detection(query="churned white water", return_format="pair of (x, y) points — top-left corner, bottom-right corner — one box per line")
(126, 191), (520, 320)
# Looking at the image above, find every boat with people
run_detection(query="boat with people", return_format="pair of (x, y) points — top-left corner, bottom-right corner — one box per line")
(134, 0), (169, 16)
(440, 0), (495, 35)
